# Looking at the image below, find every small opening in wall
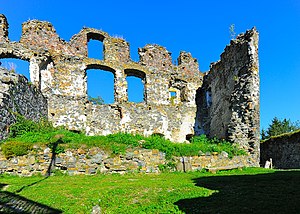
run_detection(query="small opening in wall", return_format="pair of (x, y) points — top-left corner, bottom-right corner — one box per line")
(87, 69), (114, 104)
(186, 134), (193, 142)
(50, 113), (55, 117)
(70, 130), (81, 134)
(170, 91), (177, 98)
(169, 88), (179, 105)
(206, 88), (212, 107)
(0, 58), (30, 80)
(88, 39), (103, 60)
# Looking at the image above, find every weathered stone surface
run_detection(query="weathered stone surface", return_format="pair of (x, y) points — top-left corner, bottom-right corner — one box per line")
(195, 28), (260, 165)
(0, 145), (254, 176)
(260, 132), (300, 169)
(91, 205), (101, 214)
(0, 14), (260, 165)
(0, 67), (47, 140)
(0, 13), (202, 143)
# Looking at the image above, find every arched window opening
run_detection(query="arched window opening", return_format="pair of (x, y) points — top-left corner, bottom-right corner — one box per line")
(88, 40), (103, 60)
(0, 58), (30, 80)
(87, 33), (104, 60)
(86, 69), (114, 104)
(125, 69), (146, 103)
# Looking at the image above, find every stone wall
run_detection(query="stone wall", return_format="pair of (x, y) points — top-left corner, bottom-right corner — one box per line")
(0, 14), (203, 143)
(195, 28), (260, 165)
(0, 67), (47, 140)
(0, 146), (253, 176)
(260, 131), (300, 169)
(0, 14), (260, 165)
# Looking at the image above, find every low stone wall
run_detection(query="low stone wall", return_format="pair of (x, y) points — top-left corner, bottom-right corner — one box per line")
(175, 152), (254, 172)
(0, 145), (253, 176)
(260, 131), (300, 169)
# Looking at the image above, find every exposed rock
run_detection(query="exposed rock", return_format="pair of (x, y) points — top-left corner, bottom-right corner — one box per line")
(91, 205), (101, 214)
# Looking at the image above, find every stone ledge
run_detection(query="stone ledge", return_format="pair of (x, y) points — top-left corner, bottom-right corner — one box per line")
(206, 165), (244, 174)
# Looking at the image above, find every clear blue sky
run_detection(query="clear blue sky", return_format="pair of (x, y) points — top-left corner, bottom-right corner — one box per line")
(1, 0), (300, 130)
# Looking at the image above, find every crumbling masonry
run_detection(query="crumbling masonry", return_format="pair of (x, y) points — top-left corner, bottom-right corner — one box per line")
(0, 14), (260, 165)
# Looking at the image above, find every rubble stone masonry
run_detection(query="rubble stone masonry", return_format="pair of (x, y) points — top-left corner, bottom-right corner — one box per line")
(0, 67), (47, 140)
(0, 14), (260, 165)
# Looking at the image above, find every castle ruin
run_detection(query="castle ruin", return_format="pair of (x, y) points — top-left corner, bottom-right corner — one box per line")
(0, 14), (260, 165)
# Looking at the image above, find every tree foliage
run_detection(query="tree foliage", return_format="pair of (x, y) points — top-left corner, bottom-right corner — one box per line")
(88, 95), (104, 105)
(261, 117), (300, 140)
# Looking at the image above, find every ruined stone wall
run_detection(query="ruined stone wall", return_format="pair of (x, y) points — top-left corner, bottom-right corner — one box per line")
(0, 14), (9, 43)
(0, 145), (253, 176)
(260, 132), (300, 169)
(196, 28), (260, 165)
(0, 14), (260, 165)
(0, 67), (47, 140)
(0, 14), (202, 143)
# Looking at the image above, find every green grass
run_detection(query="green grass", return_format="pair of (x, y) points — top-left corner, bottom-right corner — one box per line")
(1, 130), (246, 159)
(2, 131), (246, 158)
(1, 168), (300, 213)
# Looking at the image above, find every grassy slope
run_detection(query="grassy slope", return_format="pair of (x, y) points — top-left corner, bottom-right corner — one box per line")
(2, 168), (300, 214)
(2, 130), (246, 159)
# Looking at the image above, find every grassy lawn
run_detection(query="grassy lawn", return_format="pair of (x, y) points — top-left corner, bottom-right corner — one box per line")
(1, 168), (300, 213)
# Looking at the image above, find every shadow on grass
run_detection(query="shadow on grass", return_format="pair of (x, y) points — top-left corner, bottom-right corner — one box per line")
(12, 139), (62, 194)
(14, 176), (49, 194)
(175, 170), (300, 214)
(0, 183), (62, 213)
(0, 138), (64, 213)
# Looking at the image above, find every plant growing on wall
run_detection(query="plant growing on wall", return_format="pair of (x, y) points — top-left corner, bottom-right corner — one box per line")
(229, 24), (236, 39)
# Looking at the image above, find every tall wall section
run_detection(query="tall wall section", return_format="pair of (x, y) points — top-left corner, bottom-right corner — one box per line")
(196, 28), (260, 164)
(0, 67), (47, 140)
(0, 14), (203, 143)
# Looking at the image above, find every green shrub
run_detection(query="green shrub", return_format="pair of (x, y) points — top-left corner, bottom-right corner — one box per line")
(107, 133), (143, 148)
(158, 161), (176, 172)
(9, 115), (38, 138)
(111, 144), (126, 155)
(9, 114), (55, 138)
(1, 141), (32, 158)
